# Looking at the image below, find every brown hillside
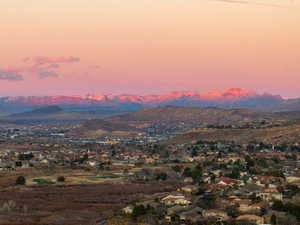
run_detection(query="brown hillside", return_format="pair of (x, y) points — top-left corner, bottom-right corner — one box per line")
(82, 119), (137, 132)
(170, 122), (300, 144)
(108, 106), (277, 125)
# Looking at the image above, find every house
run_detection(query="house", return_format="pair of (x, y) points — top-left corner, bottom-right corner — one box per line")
(225, 156), (245, 163)
(286, 176), (300, 183)
(248, 201), (268, 212)
(179, 207), (203, 222)
(86, 160), (99, 167)
(181, 185), (198, 194)
(254, 176), (284, 185)
(183, 177), (194, 183)
(203, 176), (211, 184)
(122, 205), (134, 214)
(218, 177), (243, 187)
(165, 205), (190, 221)
(233, 199), (252, 212)
(167, 205), (190, 216)
(257, 188), (283, 201)
(0, 161), (15, 171)
(161, 194), (191, 206)
(211, 169), (222, 177)
(40, 158), (51, 165)
(202, 209), (229, 221)
(236, 214), (264, 225)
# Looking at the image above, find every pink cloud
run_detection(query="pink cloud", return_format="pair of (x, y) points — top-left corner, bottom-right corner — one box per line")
(33, 56), (80, 65)
(38, 70), (58, 78)
(0, 69), (23, 81)
(21, 57), (31, 63)
(0, 56), (80, 80)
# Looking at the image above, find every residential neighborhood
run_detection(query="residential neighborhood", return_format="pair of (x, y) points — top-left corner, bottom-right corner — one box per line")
(0, 122), (300, 225)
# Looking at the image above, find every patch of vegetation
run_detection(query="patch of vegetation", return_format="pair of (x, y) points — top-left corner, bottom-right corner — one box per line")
(272, 200), (300, 220)
(33, 178), (55, 184)
(57, 176), (66, 182)
(15, 176), (26, 185)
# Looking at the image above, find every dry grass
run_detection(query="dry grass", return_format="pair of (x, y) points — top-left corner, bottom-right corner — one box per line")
(171, 122), (300, 144)
(0, 181), (178, 225)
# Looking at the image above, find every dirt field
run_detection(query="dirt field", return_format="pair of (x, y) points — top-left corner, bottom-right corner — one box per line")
(0, 181), (179, 225)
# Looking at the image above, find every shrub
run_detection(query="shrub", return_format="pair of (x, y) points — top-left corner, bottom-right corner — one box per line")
(33, 178), (55, 184)
(131, 205), (147, 219)
(57, 176), (66, 182)
(15, 176), (26, 185)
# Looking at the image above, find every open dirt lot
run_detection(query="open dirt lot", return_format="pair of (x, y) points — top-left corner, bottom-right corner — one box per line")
(0, 181), (178, 225)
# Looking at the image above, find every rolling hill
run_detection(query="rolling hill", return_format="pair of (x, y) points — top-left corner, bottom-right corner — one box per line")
(0, 106), (127, 124)
(81, 119), (137, 132)
(107, 106), (278, 126)
(257, 98), (300, 112)
(8, 105), (63, 117)
(170, 121), (300, 144)
(75, 106), (280, 137)
(74, 118), (139, 137)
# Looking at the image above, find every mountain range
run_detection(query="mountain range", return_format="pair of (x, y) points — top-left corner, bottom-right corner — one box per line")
(0, 106), (125, 124)
(0, 88), (293, 114)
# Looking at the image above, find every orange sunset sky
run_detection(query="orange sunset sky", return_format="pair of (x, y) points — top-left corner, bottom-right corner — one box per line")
(1, 0), (300, 97)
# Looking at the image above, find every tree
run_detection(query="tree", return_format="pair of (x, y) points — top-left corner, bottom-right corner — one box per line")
(210, 174), (216, 183)
(197, 194), (216, 209)
(79, 153), (89, 164)
(226, 168), (240, 179)
(18, 152), (34, 160)
(245, 155), (255, 167)
(226, 206), (239, 218)
(171, 165), (183, 173)
(131, 205), (147, 220)
(286, 184), (300, 197)
(15, 176), (26, 185)
(269, 169), (285, 178)
(271, 214), (277, 225)
(194, 187), (206, 195)
(57, 176), (65, 182)
(182, 167), (192, 177)
(272, 200), (285, 211)
(156, 173), (167, 181)
(191, 166), (203, 182)
(191, 148), (199, 157)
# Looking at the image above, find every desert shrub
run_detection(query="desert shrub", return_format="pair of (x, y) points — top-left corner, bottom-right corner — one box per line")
(57, 176), (66, 182)
(131, 205), (147, 219)
(33, 178), (55, 184)
(15, 176), (26, 185)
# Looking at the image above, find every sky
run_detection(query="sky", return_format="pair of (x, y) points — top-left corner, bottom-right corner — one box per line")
(0, 0), (300, 98)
